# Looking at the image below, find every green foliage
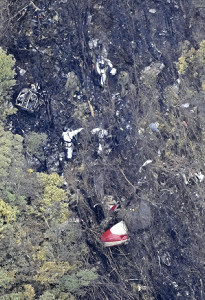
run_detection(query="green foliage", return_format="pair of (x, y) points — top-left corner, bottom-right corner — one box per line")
(39, 291), (55, 300)
(0, 293), (23, 300)
(24, 132), (48, 161)
(61, 268), (98, 293)
(0, 47), (16, 121)
(0, 269), (15, 289)
(0, 125), (32, 206)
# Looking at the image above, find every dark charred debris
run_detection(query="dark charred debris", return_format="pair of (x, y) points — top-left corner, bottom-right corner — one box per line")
(1, 0), (205, 299)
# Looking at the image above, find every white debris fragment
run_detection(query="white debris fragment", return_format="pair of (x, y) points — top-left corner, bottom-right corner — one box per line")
(88, 38), (99, 49)
(101, 69), (107, 86)
(91, 128), (108, 138)
(149, 122), (159, 133)
(181, 103), (190, 108)
(142, 160), (153, 167)
(19, 68), (26, 76)
(98, 143), (103, 153)
(139, 160), (152, 173)
(110, 68), (117, 75)
(149, 9), (156, 13)
(116, 110), (120, 117)
(182, 173), (189, 185)
(195, 171), (205, 182)
(62, 128), (83, 159)
(91, 128), (108, 153)
(141, 62), (164, 80)
(138, 128), (145, 135)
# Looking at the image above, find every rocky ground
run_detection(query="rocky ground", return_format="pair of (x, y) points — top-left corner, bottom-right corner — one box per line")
(0, 0), (205, 299)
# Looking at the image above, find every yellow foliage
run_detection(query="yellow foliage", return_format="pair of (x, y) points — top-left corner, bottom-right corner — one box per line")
(33, 247), (47, 262)
(37, 173), (70, 224)
(43, 185), (67, 205)
(33, 242), (54, 263)
(197, 40), (205, 63)
(202, 82), (205, 91)
(177, 47), (195, 75)
(0, 199), (18, 229)
(37, 172), (65, 187)
(34, 261), (72, 284)
(59, 202), (70, 222)
(24, 284), (35, 300)
(177, 55), (188, 75)
(177, 40), (205, 79)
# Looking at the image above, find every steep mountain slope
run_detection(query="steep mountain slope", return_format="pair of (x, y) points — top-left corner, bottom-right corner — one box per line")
(0, 1), (204, 299)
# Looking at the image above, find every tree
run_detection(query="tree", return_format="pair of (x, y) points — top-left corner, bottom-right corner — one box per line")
(36, 173), (70, 224)
(24, 132), (48, 162)
(0, 124), (36, 206)
(0, 47), (16, 121)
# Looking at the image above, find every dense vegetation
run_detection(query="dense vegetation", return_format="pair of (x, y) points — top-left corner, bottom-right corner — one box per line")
(0, 47), (97, 299)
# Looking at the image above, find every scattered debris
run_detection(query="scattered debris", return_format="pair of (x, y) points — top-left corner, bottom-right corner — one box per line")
(110, 204), (119, 212)
(149, 123), (159, 133)
(138, 127), (145, 135)
(181, 103), (190, 108)
(102, 195), (117, 210)
(91, 128), (108, 153)
(62, 128), (83, 159)
(88, 38), (99, 49)
(140, 62), (165, 80)
(160, 251), (172, 266)
(18, 67), (26, 76)
(182, 173), (189, 185)
(88, 100), (95, 117)
(68, 217), (83, 223)
(101, 221), (129, 247)
(149, 9), (157, 14)
(182, 171), (204, 184)
(139, 160), (152, 173)
(91, 128), (108, 138)
(195, 171), (204, 182)
(30, 1), (41, 11)
(16, 88), (39, 112)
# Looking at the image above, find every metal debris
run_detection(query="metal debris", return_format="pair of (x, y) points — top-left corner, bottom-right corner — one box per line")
(16, 88), (39, 112)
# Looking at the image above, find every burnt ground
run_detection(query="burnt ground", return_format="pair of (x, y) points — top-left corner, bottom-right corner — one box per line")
(1, 0), (205, 299)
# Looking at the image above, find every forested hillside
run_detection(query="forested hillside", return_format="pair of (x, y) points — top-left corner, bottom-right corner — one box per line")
(0, 1), (204, 299)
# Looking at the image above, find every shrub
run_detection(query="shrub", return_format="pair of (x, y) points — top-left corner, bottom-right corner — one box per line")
(24, 132), (48, 161)
(61, 268), (98, 293)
